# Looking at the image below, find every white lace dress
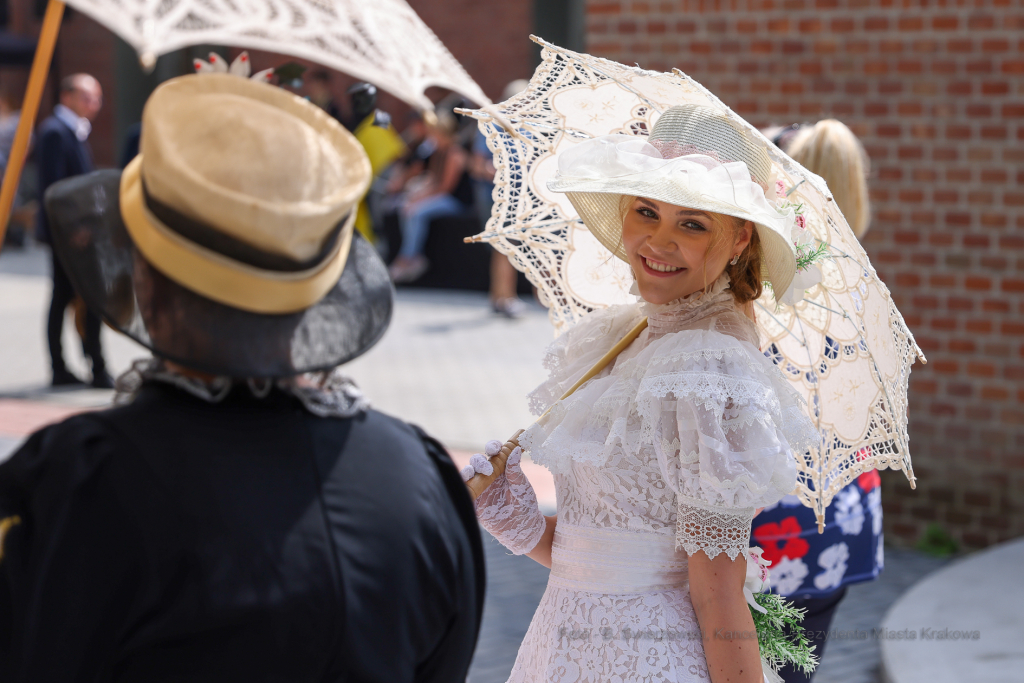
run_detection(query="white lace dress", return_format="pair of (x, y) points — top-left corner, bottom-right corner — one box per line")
(512, 276), (818, 683)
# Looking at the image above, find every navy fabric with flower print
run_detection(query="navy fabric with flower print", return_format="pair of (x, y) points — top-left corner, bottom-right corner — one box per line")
(753, 468), (883, 599)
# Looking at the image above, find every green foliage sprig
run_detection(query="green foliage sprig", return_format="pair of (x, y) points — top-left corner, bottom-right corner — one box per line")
(751, 592), (819, 676)
(795, 241), (830, 273)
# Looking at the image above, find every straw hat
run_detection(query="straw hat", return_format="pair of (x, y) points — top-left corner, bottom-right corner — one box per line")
(43, 73), (393, 377)
(549, 104), (799, 298)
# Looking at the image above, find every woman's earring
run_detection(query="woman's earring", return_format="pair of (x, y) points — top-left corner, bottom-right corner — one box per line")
(730, 254), (739, 266)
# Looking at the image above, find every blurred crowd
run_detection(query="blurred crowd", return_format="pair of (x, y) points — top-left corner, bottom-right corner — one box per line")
(303, 72), (531, 318)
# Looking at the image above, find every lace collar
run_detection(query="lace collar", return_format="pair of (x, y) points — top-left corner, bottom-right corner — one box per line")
(637, 272), (736, 339)
(113, 359), (369, 418)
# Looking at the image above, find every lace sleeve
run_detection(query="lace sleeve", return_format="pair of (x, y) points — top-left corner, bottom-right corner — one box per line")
(630, 333), (810, 560)
(676, 496), (754, 561)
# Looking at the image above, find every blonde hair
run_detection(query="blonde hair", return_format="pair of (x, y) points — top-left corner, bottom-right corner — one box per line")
(787, 119), (871, 239)
(617, 195), (763, 305)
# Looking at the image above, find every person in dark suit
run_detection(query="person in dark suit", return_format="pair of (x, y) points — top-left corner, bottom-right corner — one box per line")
(36, 73), (110, 387)
(0, 73), (485, 682)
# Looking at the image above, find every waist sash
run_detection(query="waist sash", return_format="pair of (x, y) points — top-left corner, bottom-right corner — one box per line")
(549, 524), (689, 594)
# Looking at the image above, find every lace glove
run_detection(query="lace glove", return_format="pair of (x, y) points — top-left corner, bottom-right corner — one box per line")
(466, 440), (547, 555)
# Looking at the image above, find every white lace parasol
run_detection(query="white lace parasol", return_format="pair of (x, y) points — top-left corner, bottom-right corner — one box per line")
(62, 0), (490, 110)
(462, 37), (926, 526)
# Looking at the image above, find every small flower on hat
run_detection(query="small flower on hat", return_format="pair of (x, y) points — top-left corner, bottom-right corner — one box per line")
(193, 52), (273, 83)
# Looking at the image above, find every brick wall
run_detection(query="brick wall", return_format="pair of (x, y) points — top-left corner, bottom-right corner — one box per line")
(586, 0), (1024, 550)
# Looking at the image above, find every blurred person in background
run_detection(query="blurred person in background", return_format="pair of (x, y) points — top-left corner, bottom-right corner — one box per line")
(388, 109), (473, 284)
(755, 118), (873, 683)
(767, 119), (871, 240)
(36, 73), (110, 388)
(347, 83), (406, 246)
(0, 85), (22, 171)
(471, 79), (529, 318)
(0, 84), (36, 249)
(305, 69), (342, 122)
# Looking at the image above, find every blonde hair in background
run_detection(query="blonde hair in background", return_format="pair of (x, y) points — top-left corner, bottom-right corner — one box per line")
(787, 119), (871, 239)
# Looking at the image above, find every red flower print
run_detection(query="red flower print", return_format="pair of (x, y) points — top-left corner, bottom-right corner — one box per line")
(753, 516), (810, 566)
(855, 446), (872, 462)
(858, 469), (881, 492)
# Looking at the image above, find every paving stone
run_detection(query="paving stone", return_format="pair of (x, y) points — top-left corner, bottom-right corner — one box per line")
(811, 547), (950, 683)
(468, 534), (550, 683)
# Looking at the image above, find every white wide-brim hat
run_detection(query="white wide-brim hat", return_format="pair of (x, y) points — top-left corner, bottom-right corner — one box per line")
(548, 104), (798, 298)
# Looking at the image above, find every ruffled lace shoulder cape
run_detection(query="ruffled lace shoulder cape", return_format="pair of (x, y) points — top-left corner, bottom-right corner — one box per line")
(521, 275), (819, 559)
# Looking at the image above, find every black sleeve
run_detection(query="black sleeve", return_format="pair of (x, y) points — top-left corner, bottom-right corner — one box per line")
(0, 418), (147, 683)
(36, 125), (67, 198)
(410, 426), (486, 683)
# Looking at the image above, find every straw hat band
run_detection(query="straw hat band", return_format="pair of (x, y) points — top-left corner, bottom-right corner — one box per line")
(120, 156), (351, 315)
(142, 180), (348, 274)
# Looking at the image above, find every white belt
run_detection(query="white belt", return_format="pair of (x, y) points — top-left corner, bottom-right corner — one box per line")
(549, 524), (689, 594)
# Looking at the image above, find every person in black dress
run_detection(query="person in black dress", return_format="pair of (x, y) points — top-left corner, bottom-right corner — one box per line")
(0, 72), (484, 682)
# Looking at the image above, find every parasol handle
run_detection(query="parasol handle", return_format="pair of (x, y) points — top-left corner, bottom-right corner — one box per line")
(0, 0), (66, 253)
(466, 317), (649, 500)
(465, 429), (525, 500)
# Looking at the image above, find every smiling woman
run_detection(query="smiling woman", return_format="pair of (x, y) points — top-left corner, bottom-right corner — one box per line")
(471, 104), (820, 683)
(618, 195), (763, 307)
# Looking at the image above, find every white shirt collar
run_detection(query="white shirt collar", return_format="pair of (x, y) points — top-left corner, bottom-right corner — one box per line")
(54, 104), (91, 142)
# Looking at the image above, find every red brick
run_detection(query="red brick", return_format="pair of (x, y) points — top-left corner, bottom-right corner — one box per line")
(898, 16), (923, 31)
(896, 273), (921, 287)
(865, 16), (889, 31)
(830, 17), (854, 32)
(968, 14), (996, 30)
(982, 386), (1010, 401)
(1002, 279), (1024, 293)
(967, 60), (994, 75)
(967, 362), (996, 378)
(949, 339), (976, 353)
(981, 169), (1008, 183)
(798, 18), (821, 33)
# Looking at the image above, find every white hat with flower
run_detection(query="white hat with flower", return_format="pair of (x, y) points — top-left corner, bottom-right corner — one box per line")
(548, 104), (801, 299)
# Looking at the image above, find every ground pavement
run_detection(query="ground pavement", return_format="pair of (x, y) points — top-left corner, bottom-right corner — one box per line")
(2, 242), (951, 683)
